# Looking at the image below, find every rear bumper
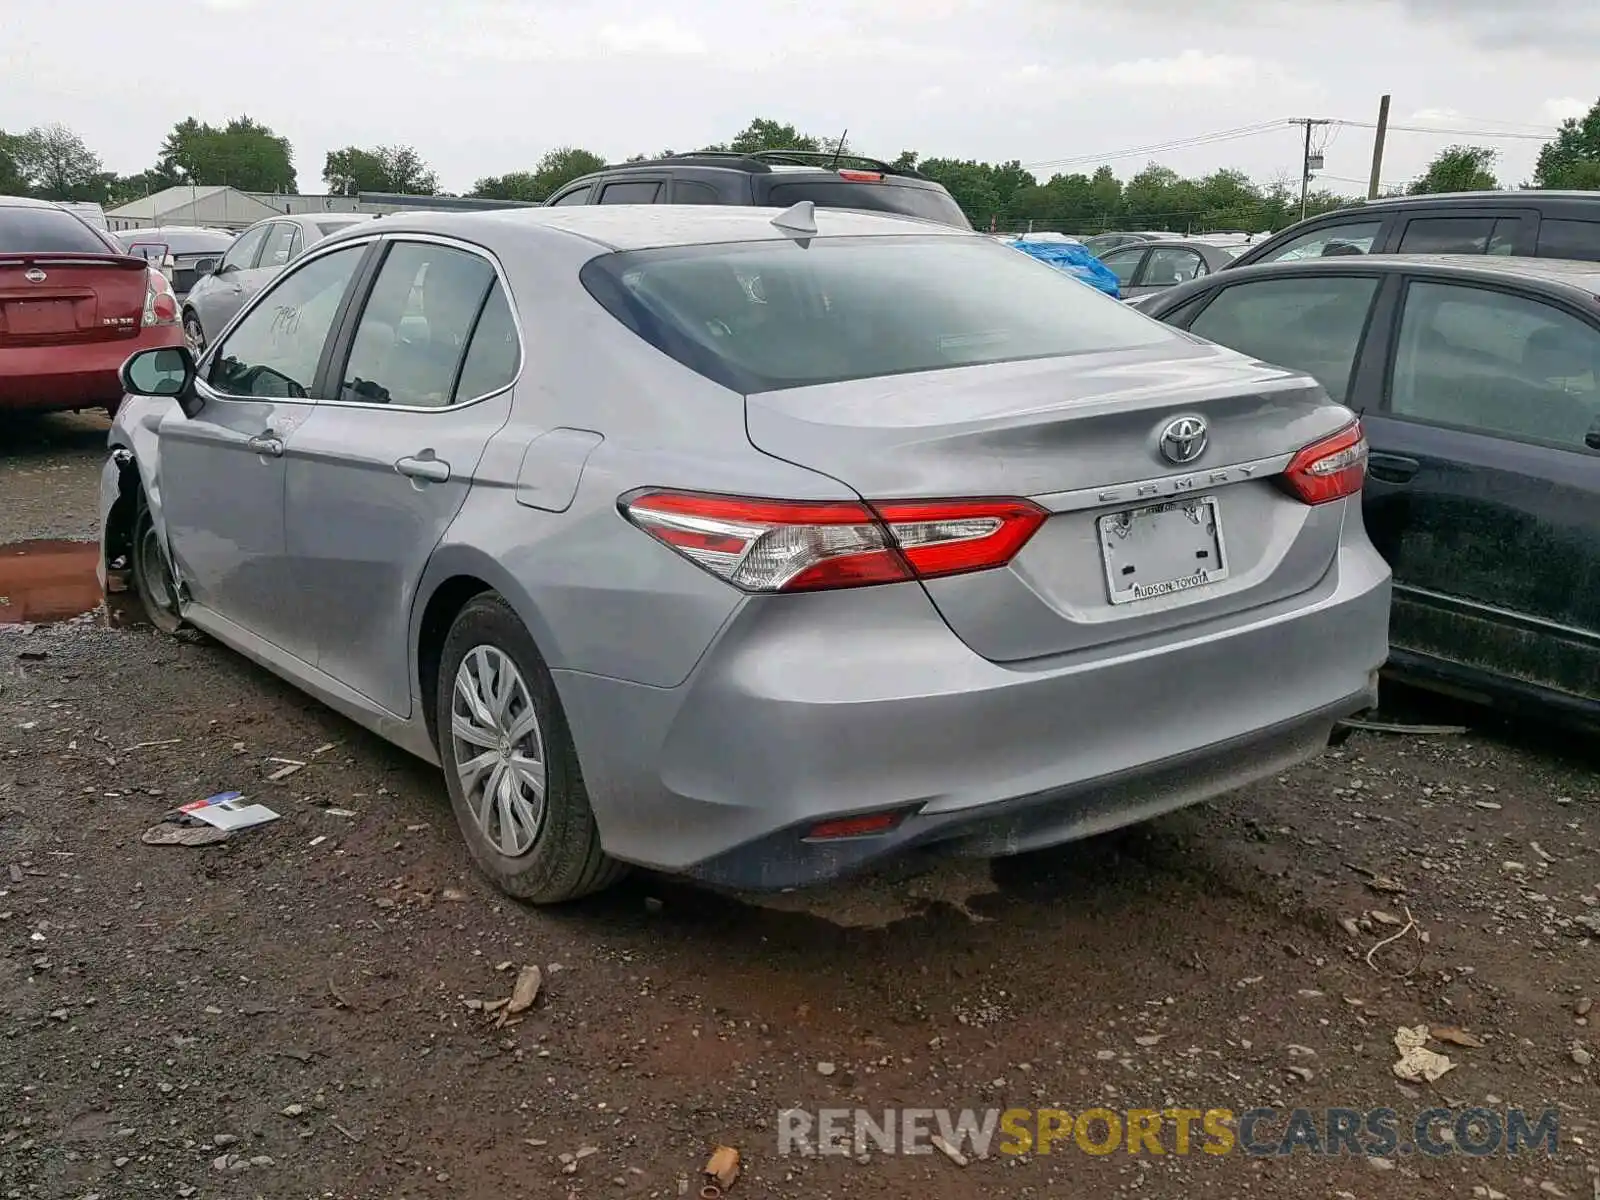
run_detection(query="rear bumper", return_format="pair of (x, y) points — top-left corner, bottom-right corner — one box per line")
(0, 325), (182, 412)
(554, 535), (1391, 891)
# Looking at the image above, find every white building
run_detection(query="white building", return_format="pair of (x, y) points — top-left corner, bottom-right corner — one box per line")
(106, 185), (280, 232)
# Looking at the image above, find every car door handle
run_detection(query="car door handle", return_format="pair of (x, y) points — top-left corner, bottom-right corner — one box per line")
(395, 455), (450, 483)
(1367, 453), (1419, 484)
(247, 434), (284, 457)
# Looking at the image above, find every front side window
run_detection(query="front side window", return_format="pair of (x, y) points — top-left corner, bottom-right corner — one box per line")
(1390, 281), (1600, 448)
(1142, 247), (1206, 286)
(337, 242), (498, 407)
(551, 187), (592, 206)
(1186, 275), (1380, 401)
(208, 245), (366, 399)
(220, 225), (269, 272)
(1261, 220), (1382, 263)
(1098, 247), (1146, 286)
(581, 234), (1176, 392)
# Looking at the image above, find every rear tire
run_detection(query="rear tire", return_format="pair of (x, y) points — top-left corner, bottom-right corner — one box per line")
(435, 594), (625, 903)
(130, 494), (186, 636)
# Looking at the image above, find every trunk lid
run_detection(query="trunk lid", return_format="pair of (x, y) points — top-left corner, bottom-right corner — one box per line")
(745, 339), (1357, 663)
(0, 253), (149, 347)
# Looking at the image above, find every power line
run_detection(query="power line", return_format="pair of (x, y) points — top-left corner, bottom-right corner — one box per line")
(1021, 121), (1287, 171)
(1332, 119), (1556, 141)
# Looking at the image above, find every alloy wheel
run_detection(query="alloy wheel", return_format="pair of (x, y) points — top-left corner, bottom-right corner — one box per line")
(449, 645), (548, 858)
(182, 313), (205, 356)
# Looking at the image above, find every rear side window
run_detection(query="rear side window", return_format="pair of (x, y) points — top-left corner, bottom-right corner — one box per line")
(600, 181), (661, 204)
(1142, 247), (1207, 285)
(453, 281), (521, 400)
(765, 181), (972, 230)
(673, 180), (721, 204)
(1537, 218), (1600, 263)
(1098, 247), (1146, 286)
(581, 235), (1174, 392)
(1186, 276), (1380, 401)
(337, 242), (497, 408)
(0, 205), (114, 253)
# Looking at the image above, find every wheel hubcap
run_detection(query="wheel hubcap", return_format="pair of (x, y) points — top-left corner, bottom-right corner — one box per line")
(183, 316), (204, 355)
(450, 646), (547, 857)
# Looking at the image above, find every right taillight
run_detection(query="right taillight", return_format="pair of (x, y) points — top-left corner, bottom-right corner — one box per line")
(619, 490), (1046, 593)
(1282, 420), (1368, 505)
(141, 267), (178, 327)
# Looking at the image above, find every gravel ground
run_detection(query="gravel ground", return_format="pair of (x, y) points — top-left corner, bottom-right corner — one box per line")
(2, 412), (1598, 1200)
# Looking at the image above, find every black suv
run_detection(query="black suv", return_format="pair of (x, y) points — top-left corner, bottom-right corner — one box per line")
(544, 150), (973, 230)
(1229, 190), (1600, 270)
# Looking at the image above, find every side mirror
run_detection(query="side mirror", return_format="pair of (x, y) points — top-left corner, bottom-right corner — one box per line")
(120, 346), (203, 419)
(193, 257), (219, 275)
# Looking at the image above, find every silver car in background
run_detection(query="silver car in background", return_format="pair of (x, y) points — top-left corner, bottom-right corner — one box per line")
(180, 212), (374, 354)
(102, 205), (1390, 903)
(113, 226), (235, 298)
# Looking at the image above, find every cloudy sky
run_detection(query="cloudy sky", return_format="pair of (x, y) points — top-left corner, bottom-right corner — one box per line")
(4, 0), (1595, 196)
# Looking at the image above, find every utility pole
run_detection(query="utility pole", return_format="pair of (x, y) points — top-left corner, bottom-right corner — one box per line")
(1367, 94), (1392, 199)
(1290, 118), (1331, 221)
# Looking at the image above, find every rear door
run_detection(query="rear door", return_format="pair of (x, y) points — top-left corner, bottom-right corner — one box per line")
(1362, 275), (1600, 702)
(1386, 208), (1533, 256)
(284, 237), (520, 715)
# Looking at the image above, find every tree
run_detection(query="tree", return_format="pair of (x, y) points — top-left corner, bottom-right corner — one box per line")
(7, 124), (105, 201)
(0, 133), (26, 195)
(1409, 145), (1498, 195)
(323, 144), (438, 196)
(1534, 97), (1600, 189)
(728, 118), (819, 154)
(157, 116), (296, 192)
(469, 147), (608, 203)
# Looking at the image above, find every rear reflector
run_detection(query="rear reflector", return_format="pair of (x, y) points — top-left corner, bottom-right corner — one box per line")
(836, 169), (884, 182)
(619, 490), (1047, 593)
(806, 812), (902, 839)
(1282, 420), (1367, 505)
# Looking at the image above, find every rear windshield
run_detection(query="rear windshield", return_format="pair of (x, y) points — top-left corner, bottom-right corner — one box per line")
(120, 230), (232, 256)
(581, 235), (1175, 393)
(763, 180), (972, 230)
(0, 206), (115, 254)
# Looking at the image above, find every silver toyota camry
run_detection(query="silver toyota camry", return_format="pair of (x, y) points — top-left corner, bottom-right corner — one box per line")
(100, 204), (1390, 902)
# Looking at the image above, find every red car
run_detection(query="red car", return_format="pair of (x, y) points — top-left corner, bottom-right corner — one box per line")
(1, 195), (183, 417)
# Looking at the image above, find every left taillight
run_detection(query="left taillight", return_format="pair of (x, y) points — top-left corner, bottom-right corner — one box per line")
(618, 490), (1047, 593)
(1281, 420), (1368, 505)
(142, 267), (178, 327)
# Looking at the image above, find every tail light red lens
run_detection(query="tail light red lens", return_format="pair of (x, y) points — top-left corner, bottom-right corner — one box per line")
(619, 490), (1047, 593)
(1282, 420), (1368, 505)
(142, 267), (179, 327)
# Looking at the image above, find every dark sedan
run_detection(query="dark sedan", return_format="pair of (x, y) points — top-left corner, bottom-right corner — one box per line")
(1096, 237), (1253, 301)
(1137, 255), (1600, 724)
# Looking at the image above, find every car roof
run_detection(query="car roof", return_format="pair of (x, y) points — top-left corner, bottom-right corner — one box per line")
(320, 204), (976, 252)
(0, 194), (70, 210)
(1157, 254), (1600, 308)
(1324, 189), (1600, 212)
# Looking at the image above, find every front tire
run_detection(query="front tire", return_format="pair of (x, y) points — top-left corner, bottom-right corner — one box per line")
(130, 495), (187, 636)
(435, 594), (624, 903)
(182, 310), (205, 356)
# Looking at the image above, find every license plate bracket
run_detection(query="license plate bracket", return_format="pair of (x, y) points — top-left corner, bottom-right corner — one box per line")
(3, 300), (77, 336)
(1098, 496), (1228, 605)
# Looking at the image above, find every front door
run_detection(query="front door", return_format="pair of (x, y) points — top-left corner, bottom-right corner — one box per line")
(159, 242), (370, 656)
(1364, 276), (1600, 702)
(285, 239), (522, 715)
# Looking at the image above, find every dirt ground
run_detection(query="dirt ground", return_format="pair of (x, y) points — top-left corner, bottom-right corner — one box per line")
(2, 412), (1598, 1200)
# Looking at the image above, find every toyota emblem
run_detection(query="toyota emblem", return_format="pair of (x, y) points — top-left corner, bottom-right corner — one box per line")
(23, 268), (47, 283)
(1159, 416), (1208, 465)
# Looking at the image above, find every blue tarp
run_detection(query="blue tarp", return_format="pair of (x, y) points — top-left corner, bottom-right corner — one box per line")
(1007, 238), (1121, 299)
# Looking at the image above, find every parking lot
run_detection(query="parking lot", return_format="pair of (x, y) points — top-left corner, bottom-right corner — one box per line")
(0, 411), (1594, 1198)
